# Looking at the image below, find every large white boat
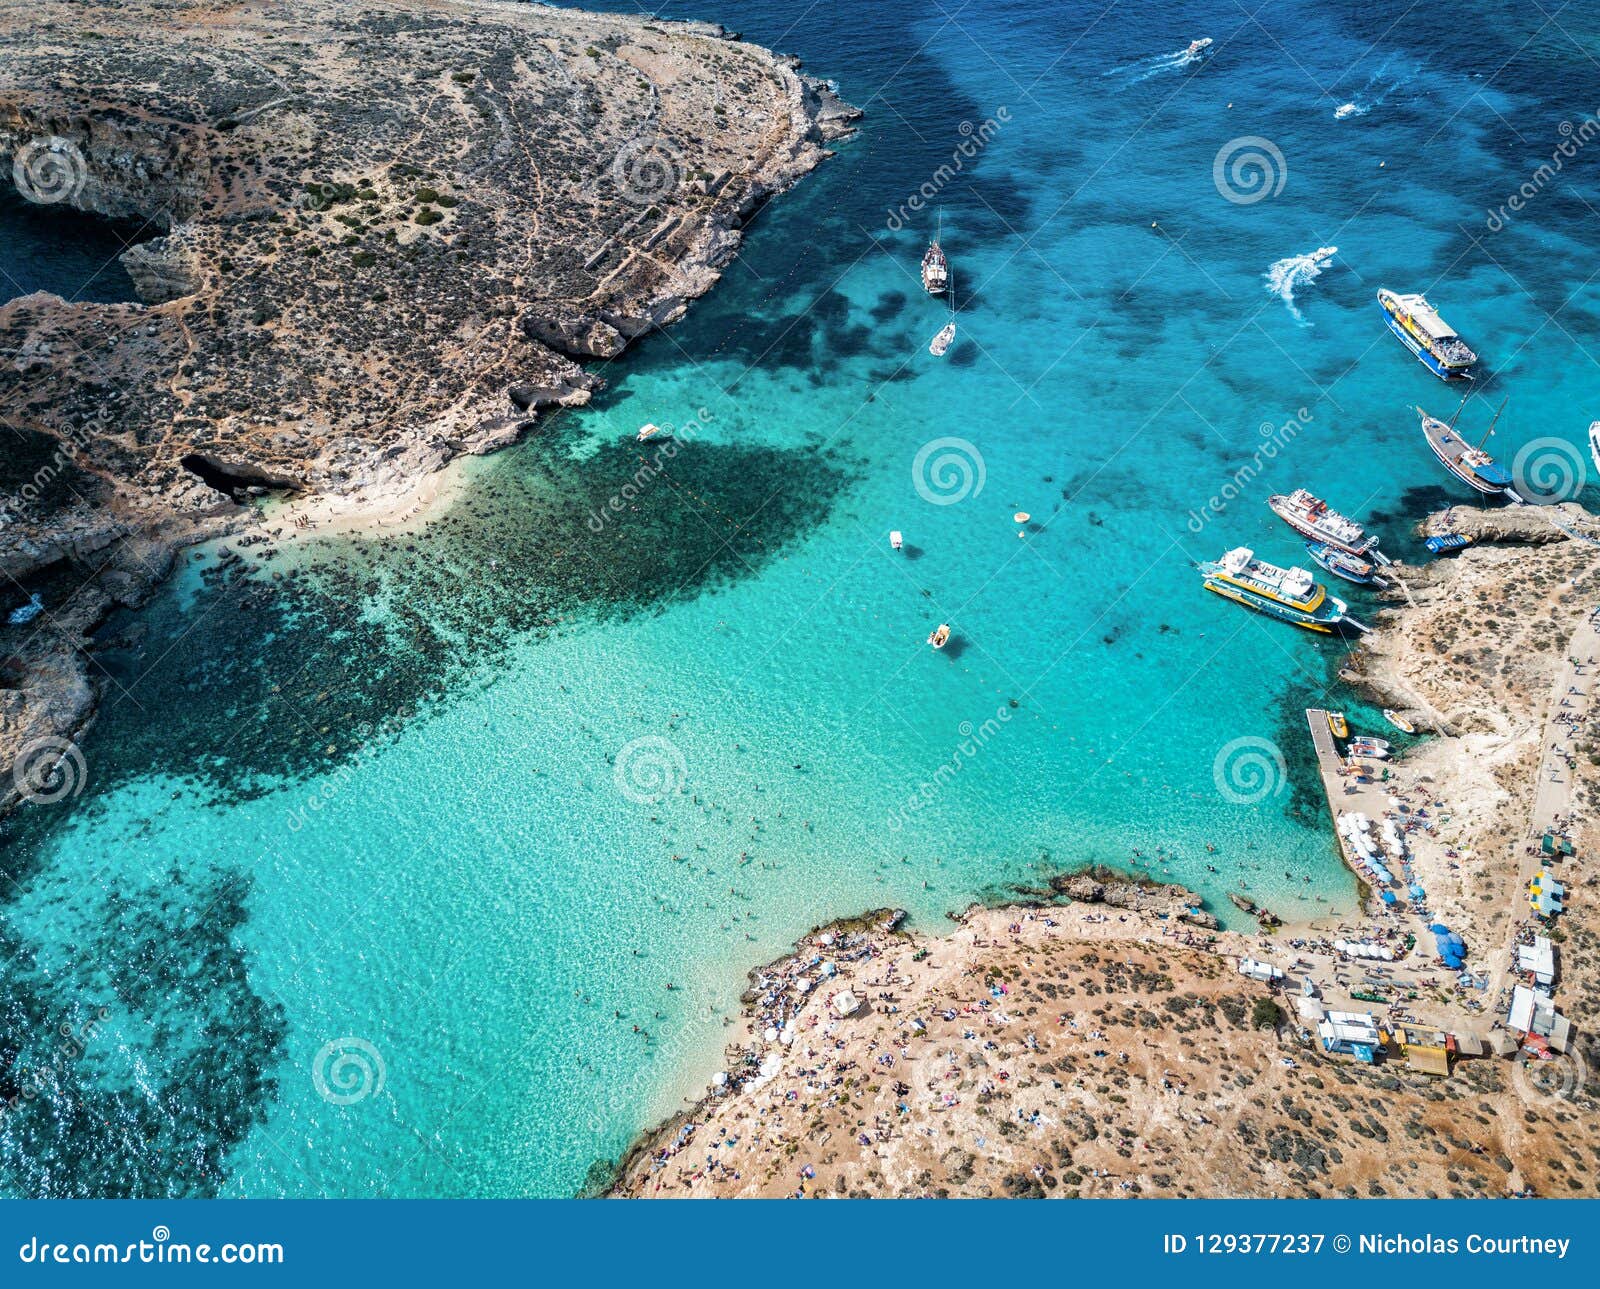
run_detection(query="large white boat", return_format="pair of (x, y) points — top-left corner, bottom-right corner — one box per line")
(1267, 489), (1382, 559)
(1198, 547), (1366, 634)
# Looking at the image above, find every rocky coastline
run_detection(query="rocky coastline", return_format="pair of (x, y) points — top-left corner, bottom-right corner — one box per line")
(0, 0), (857, 811)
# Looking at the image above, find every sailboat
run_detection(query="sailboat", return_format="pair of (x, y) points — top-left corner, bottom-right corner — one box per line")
(1419, 395), (1521, 501)
(921, 210), (949, 295)
(930, 267), (955, 356)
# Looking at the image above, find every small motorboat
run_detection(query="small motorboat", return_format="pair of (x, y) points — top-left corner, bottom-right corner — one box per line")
(1327, 711), (1349, 739)
(1351, 735), (1390, 751)
(1383, 709), (1416, 734)
(1306, 541), (1385, 587)
(927, 623), (951, 649)
(1348, 742), (1390, 761)
(1589, 419), (1600, 478)
(636, 423), (661, 442)
(1184, 37), (1213, 57)
(7, 593), (43, 626)
(889, 530), (904, 551)
(1424, 533), (1472, 555)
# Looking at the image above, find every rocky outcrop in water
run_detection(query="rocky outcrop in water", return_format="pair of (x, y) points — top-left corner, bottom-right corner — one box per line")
(0, 0), (857, 810)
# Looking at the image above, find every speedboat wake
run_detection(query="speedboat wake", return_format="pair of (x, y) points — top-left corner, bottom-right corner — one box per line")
(1265, 246), (1338, 324)
(1103, 37), (1212, 84)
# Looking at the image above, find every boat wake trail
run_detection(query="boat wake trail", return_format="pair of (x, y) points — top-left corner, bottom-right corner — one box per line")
(1103, 37), (1212, 85)
(1332, 58), (1413, 119)
(1265, 246), (1338, 324)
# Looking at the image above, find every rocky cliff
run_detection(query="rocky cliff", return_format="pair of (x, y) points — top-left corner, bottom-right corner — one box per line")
(0, 0), (857, 810)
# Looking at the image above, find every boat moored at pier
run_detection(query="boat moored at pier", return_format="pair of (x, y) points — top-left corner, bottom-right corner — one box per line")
(1418, 400), (1522, 501)
(1306, 541), (1386, 587)
(1198, 547), (1367, 634)
(1269, 489), (1383, 560)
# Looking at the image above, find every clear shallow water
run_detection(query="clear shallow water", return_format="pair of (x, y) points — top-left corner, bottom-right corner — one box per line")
(5, 0), (1600, 1196)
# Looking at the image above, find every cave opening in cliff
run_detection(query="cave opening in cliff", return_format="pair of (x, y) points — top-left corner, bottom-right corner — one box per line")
(179, 453), (303, 500)
(0, 184), (154, 306)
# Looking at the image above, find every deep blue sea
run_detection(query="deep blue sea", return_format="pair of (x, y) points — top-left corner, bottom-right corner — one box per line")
(4, 0), (1599, 1197)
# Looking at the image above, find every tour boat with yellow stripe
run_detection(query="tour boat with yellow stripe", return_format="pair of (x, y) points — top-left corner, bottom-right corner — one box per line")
(1198, 547), (1367, 634)
(1378, 288), (1477, 380)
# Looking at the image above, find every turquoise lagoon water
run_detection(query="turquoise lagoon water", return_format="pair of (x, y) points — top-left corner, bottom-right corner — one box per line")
(4, 0), (1600, 1196)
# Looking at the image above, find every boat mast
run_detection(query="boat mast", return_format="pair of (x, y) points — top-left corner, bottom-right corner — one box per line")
(1447, 389), (1470, 429)
(1476, 396), (1507, 450)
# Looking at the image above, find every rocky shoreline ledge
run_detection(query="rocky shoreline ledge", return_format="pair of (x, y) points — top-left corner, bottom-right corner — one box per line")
(0, 0), (857, 810)
(608, 508), (1600, 1198)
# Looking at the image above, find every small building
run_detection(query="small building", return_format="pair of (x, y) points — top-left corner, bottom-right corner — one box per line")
(1516, 936), (1556, 987)
(1529, 871), (1565, 918)
(1318, 1010), (1381, 1062)
(1394, 1025), (1453, 1076)
(1507, 985), (1570, 1051)
(1454, 1031), (1486, 1058)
